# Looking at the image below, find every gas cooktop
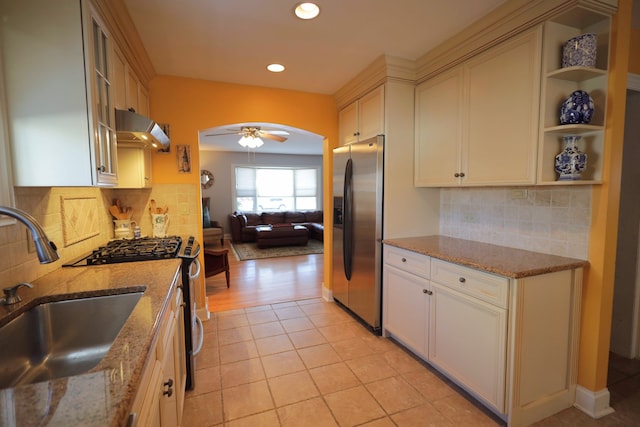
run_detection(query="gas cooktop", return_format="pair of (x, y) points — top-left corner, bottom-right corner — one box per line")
(63, 236), (184, 267)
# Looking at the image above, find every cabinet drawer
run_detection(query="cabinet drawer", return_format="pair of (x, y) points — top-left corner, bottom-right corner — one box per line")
(430, 259), (508, 308)
(384, 246), (430, 279)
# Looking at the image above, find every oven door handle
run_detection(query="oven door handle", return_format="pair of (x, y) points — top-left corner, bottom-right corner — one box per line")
(189, 258), (201, 280)
(192, 315), (205, 356)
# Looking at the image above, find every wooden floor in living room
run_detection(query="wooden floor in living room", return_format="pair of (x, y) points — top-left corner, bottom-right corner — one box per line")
(205, 239), (324, 313)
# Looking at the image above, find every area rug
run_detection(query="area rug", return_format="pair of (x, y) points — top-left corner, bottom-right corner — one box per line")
(230, 240), (324, 261)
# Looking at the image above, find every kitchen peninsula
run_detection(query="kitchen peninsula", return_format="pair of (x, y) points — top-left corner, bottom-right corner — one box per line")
(383, 235), (588, 426)
(0, 259), (182, 426)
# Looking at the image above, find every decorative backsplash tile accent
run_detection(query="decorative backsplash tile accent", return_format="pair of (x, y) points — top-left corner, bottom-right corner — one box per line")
(440, 186), (591, 259)
(61, 196), (100, 246)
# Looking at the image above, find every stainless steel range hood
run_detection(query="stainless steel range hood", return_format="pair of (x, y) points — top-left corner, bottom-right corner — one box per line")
(115, 109), (170, 149)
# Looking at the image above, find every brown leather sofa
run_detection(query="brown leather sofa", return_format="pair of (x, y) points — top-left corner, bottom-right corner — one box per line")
(229, 210), (323, 243)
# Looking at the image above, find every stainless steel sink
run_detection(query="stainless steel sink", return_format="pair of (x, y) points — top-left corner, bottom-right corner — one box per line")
(0, 291), (143, 389)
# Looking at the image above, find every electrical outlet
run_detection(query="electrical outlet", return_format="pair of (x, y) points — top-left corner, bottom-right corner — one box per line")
(26, 229), (35, 254)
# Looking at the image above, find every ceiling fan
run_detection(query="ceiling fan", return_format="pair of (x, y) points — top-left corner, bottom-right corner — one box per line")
(206, 126), (289, 143)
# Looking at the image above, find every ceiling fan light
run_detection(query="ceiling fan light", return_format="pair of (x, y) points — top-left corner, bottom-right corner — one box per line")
(295, 2), (320, 20)
(267, 63), (285, 73)
(238, 135), (264, 149)
(238, 135), (252, 147)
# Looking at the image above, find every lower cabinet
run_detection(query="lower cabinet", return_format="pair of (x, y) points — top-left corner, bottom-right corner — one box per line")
(382, 246), (430, 359)
(429, 281), (507, 413)
(130, 285), (186, 427)
(383, 244), (582, 426)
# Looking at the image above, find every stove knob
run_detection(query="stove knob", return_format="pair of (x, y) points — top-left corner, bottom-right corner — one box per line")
(184, 247), (192, 256)
(188, 236), (195, 245)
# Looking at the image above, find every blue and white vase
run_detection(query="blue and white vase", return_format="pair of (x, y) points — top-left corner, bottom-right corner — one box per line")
(555, 135), (587, 180)
(562, 33), (597, 68)
(560, 90), (594, 125)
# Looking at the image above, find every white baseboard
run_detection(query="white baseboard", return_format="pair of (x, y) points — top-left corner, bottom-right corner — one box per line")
(197, 307), (211, 321)
(322, 284), (333, 302)
(574, 385), (615, 419)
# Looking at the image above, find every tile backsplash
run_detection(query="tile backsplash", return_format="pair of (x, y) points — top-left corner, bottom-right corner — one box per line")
(0, 183), (591, 292)
(0, 184), (200, 290)
(440, 186), (591, 259)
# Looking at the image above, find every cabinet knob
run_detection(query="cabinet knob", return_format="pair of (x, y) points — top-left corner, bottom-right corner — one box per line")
(401, 258), (407, 263)
(459, 277), (466, 283)
(454, 172), (466, 178)
(98, 165), (106, 172)
(423, 289), (433, 295)
(459, 172), (465, 178)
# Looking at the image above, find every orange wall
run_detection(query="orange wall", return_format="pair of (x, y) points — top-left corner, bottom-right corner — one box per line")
(147, 75), (339, 311)
(579, 0), (632, 392)
(149, 75), (338, 185)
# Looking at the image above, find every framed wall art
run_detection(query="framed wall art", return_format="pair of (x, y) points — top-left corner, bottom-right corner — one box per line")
(158, 123), (171, 153)
(177, 144), (191, 173)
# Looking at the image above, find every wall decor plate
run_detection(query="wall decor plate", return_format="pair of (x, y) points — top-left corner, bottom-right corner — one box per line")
(560, 90), (594, 125)
(562, 33), (597, 68)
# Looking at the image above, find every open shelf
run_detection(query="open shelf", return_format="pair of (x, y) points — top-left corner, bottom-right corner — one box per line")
(537, 7), (611, 186)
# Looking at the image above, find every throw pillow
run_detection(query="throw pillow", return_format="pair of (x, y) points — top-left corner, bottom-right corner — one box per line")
(203, 205), (211, 228)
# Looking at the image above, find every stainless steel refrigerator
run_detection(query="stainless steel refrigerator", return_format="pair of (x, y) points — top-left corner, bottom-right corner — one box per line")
(332, 135), (384, 332)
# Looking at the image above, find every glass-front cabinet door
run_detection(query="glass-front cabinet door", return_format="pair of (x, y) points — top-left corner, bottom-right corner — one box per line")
(86, 7), (117, 185)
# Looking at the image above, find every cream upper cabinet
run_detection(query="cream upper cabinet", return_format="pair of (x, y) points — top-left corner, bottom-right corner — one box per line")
(339, 85), (384, 145)
(415, 68), (464, 186)
(113, 46), (128, 111)
(415, 27), (541, 187)
(0, 0), (118, 186)
(116, 143), (153, 188)
(113, 46), (150, 115)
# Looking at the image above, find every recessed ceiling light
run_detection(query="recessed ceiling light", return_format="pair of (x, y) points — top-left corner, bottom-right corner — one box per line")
(294, 2), (320, 20)
(267, 63), (285, 73)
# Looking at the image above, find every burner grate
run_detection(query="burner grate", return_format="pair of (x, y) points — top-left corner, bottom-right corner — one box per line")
(85, 236), (182, 265)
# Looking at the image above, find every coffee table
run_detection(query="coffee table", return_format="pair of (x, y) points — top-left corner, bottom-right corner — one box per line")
(255, 225), (309, 248)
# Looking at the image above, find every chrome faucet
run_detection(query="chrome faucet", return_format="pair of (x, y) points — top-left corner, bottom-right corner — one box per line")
(0, 206), (59, 264)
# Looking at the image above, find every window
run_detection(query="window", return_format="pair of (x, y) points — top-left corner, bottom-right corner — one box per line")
(234, 166), (319, 212)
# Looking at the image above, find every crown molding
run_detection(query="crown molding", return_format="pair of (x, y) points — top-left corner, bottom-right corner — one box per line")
(334, 0), (616, 108)
(91, 0), (156, 86)
(334, 55), (416, 109)
(414, 0), (617, 84)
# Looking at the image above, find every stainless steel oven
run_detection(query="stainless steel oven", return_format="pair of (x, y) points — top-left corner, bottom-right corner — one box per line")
(176, 236), (203, 390)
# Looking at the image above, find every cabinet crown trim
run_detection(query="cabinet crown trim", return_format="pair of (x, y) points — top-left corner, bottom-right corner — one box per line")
(334, 55), (416, 109)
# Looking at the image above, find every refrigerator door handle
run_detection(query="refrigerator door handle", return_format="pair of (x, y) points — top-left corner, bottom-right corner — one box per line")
(343, 158), (353, 280)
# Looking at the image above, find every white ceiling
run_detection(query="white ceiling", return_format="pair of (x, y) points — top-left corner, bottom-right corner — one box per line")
(121, 0), (508, 154)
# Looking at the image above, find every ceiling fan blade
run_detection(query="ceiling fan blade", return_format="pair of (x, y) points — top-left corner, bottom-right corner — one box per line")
(260, 130), (289, 135)
(261, 133), (287, 143)
(205, 131), (241, 137)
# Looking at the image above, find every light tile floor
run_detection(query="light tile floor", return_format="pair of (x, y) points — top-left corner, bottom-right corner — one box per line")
(182, 298), (502, 426)
(182, 298), (640, 426)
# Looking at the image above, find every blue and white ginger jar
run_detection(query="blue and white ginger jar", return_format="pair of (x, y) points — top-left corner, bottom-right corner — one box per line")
(555, 135), (587, 180)
(560, 90), (594, 125)
(562, 33), (597, 68)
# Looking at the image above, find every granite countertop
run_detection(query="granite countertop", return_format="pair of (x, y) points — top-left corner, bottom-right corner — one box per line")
(383, 235), (589, 278)
(0, 258), (182, 427)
